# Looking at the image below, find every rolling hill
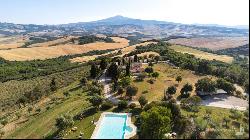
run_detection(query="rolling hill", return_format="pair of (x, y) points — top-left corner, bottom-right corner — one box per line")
(0, 16), (248, 38)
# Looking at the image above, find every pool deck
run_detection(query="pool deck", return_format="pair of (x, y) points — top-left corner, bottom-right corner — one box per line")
(91, 112), (137, 139)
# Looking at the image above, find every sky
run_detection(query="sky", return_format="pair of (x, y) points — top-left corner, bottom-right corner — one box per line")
(0, 0), (249, 26)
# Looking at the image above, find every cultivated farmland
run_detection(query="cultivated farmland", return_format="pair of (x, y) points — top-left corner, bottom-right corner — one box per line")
(0, 36), (28, 50)
(168, 37), (249, 50)
(70, 41), (157, 63)
(0, 37), (129, 61)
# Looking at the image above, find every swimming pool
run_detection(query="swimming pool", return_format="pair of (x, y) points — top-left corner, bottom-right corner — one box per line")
(91, 112), (137, 139)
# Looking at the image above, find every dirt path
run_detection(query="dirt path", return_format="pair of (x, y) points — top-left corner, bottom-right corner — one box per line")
(98, 70), (139, 106)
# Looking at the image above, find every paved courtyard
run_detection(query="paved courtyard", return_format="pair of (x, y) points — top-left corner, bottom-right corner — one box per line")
(201, 94), (249, 110)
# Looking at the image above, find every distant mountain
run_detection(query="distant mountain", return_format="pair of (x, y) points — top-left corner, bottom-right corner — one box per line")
(194, 23), (249, 30)
(90, 15), (169, 25)
(0, 15), (249, 38)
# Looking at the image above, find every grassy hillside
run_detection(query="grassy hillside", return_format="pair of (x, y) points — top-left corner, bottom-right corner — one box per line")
(0, 65), (90, 116)
(169, 45), (234, 63)
(5, 82), (91, 139)
(132, 63), (212, 102)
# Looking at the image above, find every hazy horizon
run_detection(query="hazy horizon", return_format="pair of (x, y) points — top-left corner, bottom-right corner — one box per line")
(0, 0), (249, 26)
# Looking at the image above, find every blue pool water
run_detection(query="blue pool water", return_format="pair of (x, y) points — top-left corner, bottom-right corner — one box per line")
(94, 114), (132, 139)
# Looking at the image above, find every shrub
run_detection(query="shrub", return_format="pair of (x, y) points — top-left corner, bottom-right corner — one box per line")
(100, 102), (114, 111)
(142, 90), (149, 94)
(138, 96), (148, 108)
(136, 73), (146, 81)
(28, 107), (33, 113)
(36, 108), (41, 112)
(147, 78), (155, 84)
(235, 90), (242, 97)
(117, 88), (124, 95)
(166, 86), (177, 95)
(63, 91), (70, 97)
(1, 119), (8, 126)
(145, 67), (154, 74)
(231, 120), (241, 128)
(118, 100), (128, 110)
(46, 106), (51, 110)
(129, 103), (137, 109)
(126, 85), (138, 100)
(230, 109), (242, 120)
(55, 113), (74, 131)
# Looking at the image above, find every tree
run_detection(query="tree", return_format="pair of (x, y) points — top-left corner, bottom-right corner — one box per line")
(126, 85), (138, 100)
(148, 62), (154, 67)
(223, 117), (231, 128)
(152, 72), (159, 79)
(140, 106), (172, 139)
(138, 96), (148, 108)
(136, 73), (146, 81)
(176, 75), (182, 83)
(119, 76), (131, 88)
(90, 64), (99, 78)
(195, 77), (216, 93)
(134, 54), (138, 62)
(216, 78), (236, 94)
(50, 78), (57, 92)
(166, 86), (177, 95)
(89, 96), (103, 110)
(107, 63), (120, 80)
(63, 91), (70, 97)
(0, 129), (4, 138)
(90, 85), (103, 95)
(117, 87), (124, 95)
(180, 83), (193, 98)
(125, 62), (131, 76)
(149, 54), (155, 59)
(118, 100), (128, 110)
(28, 107), (33, 113)
(155, 56), (160, 62)
(1, 119), (8, 126)
(145, 67), (154, 74)
(80, 77), (88, 87)
(100, 58), (108, 70)
(197, 60), (212, 74)
(55, 113), (74, 131)
(181, 96), (202, 113)
(244, 82), (249, 93)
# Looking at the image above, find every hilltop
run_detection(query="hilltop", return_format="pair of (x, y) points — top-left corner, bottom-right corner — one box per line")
(0, 16), (248, 37)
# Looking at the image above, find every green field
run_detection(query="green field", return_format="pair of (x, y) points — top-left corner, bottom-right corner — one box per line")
(169, 45), (234, 63)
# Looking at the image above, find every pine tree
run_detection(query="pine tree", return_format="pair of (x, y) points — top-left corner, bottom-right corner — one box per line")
(90, 64), (99, 78)
(50, 78), (57, 92)
(126, 62), (131, 76)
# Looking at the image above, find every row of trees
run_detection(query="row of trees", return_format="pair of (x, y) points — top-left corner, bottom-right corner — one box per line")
(195, 77), (236, 94)
(77, 35), (114, 45)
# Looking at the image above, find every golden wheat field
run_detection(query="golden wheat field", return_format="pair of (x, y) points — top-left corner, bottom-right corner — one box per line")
(27, 36), (77, 48)
(70, 41), (158, 63)
(118, 41), (158, 56)
(0, 37), (129, 61)
(0, 36), (28, 50)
